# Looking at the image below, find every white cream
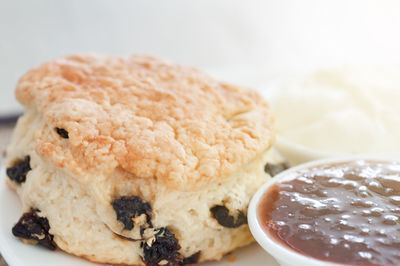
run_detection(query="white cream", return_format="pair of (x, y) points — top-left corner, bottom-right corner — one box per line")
(269, 66), (400, 154)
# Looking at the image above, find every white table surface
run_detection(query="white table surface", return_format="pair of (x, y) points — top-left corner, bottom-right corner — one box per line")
(2, 0), (400, 118)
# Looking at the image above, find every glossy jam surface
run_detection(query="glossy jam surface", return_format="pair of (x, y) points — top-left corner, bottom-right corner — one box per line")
(259, 160), (400, 266)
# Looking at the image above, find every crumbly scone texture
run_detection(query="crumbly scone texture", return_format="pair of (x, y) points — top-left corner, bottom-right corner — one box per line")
(7, 54), (278, 265)
(15, 54), (274, 189)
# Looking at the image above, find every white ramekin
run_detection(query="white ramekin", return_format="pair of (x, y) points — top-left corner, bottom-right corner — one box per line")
(248, 155), (400, 266)
(275, 135), (400, 166)
(274, 136), (344, 166)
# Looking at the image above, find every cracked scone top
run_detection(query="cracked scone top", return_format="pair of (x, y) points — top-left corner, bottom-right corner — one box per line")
(7, 54), (281, 265)
(16, 54), (273, 189)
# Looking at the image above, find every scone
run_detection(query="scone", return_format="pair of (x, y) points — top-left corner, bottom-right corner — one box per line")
(5, 54), (286, 265)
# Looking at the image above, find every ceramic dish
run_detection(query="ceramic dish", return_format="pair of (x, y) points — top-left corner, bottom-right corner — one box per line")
(248, 155), (400, 266)
(275, 136), (400, 167)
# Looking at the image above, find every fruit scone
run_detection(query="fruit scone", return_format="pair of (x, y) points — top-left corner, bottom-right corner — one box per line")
(5, 54), (287, 265)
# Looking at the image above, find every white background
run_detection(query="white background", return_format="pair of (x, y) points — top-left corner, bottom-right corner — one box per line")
(1, 0), (400, 115)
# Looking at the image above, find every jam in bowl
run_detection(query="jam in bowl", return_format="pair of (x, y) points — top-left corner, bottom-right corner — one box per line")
(249, 157), (400, 266)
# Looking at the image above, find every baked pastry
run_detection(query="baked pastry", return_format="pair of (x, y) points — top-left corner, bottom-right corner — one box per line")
(5, 54), (284, 265)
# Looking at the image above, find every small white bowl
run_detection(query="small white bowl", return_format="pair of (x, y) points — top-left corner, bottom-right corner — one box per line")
(275, 135), (400, 166)
(248, 155), (400, 266)
(274, 136), (344, 166)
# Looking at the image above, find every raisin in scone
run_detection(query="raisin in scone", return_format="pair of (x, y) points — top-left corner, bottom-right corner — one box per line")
(5, 54), (285, 265)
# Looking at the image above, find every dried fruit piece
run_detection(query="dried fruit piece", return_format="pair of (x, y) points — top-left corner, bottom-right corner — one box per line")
(210, 205), (247, 228)
(264, 162), (289, 177)
(142, 227), (183, 266)
(112, 196), (152, 230)
(12, 210), (56, 250)
(183, 251), (201, 265)
(55, 127), (69, 139)
(6, 156), (31, 184)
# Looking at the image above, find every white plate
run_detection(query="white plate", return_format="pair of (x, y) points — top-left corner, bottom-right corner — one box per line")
(0, 169), (278, 266)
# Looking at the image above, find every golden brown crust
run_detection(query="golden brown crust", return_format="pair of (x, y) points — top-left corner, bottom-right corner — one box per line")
(16, 54), (273, 189)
